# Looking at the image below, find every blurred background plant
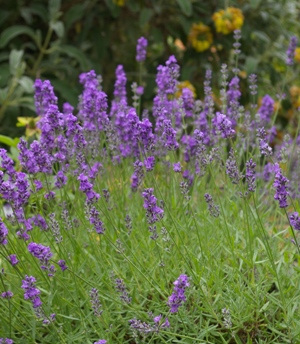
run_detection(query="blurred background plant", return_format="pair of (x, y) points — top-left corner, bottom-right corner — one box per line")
(0, 0), (300, 141)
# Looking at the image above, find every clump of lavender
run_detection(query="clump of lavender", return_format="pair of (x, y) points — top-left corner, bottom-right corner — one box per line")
(204, 193), (220, 217)
(90, 288), (103, 316)
(142, 188), (164, 224)
(28, 243), (55, 276)
(136, 37), (148, 63)
(115, 278), (131, 304)
(245, 158), (256, 192)
(168, 274), (190, 313)
(286, 36), (298, 66)
(273, 166), (289, 208)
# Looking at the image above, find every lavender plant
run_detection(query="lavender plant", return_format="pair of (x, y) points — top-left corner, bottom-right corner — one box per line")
(0, 35), (300, 344)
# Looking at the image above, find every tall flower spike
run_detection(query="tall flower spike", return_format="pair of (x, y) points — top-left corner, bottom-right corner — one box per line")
(273, 165), (289, 208)
(136, 37), (148, 62)
(286, 36), (298, 66)
(168, 274), (190, 313)
(142, 188), (164, 224)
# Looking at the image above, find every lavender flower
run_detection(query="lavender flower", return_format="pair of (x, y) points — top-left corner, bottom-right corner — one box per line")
(142, 188), (164, 224)
(144, 156), (155, 172)
(0, 339), (14, 344)
(136, 37), (148, 62)
(94, 341), (106, 344)
(78, 173), (100, 204)
(28, 243), (55, 276)
(168, 274), (190, 313)
(1, 291), (13, 299)
(162, 119), (179, 150)
(21, 275), (42, 308)
(90, 288), (103, 316)
(286, 36), (298, 66)
(173, 162), (182, 173)
(58, 260), (68, 272)
(89, 206), (105, 234)
(226, 149), (242, 184)
(0, 219), (8, 245)
(273, 167), (289, 208)
(289, 212), (300, 231)
(115, 278), (131, 304)
(204, 193), (220, 217)
(8, 254), (19, 266)
(258, 95), (274, 124)
(213, 112), (235, 138)
(245, 158), (256, 192)
(257, 128), (272, 157)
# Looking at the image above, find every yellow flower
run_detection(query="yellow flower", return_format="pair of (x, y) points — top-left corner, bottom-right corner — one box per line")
(113, 0), (125, 6)
(188, 22), (213, 52)
(175, 81), (196, 98)
(212, 7), (244, 35)
(294, 47), (300, 63)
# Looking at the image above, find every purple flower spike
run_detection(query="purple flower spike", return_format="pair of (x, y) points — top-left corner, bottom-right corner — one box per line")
(1, 291), (13, 299)
(168, 274), (190, 313)
(136, 37), (148, 62)
(173, 162), (182, 173)
(286, 36), (298, 66)
(28, 243), (55, 275)
(8, 254), (19, 266)
(144, 156), (155, 172)
(245, 158), (256, 192)
(273, 166), (289, 208)
(58, 260), (68, 272)
(142, 188), (164, 224)
(289, 212), (300, 231)
(94, 340), (107, 344)
(213, 112), (235, 138)
(0, 219), (8, 245)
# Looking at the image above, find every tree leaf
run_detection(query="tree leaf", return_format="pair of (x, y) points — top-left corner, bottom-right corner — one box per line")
(0, 25), (37, 48)
(176, 0), (192, 16)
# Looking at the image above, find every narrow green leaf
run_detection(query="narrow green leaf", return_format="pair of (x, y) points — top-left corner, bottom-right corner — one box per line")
(0, 25), (37, 48)
(176, 0), (192, 16)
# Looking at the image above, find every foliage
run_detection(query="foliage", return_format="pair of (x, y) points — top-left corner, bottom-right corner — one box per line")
(0, 0), (300, 139)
